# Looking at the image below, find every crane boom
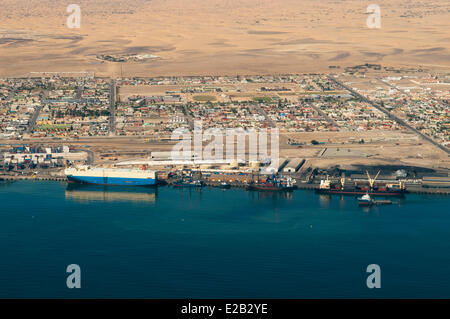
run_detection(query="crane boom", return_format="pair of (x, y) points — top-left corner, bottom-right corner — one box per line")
(366, 170), (381, 188)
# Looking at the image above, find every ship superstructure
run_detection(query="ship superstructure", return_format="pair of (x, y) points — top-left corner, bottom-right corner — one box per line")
(246, 174), (296, 191)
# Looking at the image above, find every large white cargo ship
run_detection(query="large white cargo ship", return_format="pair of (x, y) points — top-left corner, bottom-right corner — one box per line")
(65, 166), (157, 186)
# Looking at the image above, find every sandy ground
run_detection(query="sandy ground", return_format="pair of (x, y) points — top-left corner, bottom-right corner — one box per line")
(2, 129), (449, 171)
(0, 0), (449, 77)
(1, 1), (448, 170)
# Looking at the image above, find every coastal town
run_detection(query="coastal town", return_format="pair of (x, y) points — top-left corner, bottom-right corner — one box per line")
(0, 65), (449, 192)
(1, 0), (450, 301)
(1, 66), (448, 145)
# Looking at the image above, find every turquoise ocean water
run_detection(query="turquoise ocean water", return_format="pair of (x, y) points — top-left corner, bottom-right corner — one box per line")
(0, 180), (449, 298)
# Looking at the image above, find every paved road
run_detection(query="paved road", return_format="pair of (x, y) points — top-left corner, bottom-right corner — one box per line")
(26, 91), (45, 134)
(109, 79), (116, 134)
(328, 76), (449, 155)
(26, 105), (43, 133)
(251, 104), (276, 128)
(7, 89), (16, 101)
(181, 104), (195, 130)
(76, 85), (83, 100)
(308, 103), (342, 131)
(235, 81), (276, 128)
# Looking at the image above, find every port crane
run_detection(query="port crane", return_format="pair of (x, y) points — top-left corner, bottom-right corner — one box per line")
(340, 172), (346, 190)
(366, 170), (381, 189)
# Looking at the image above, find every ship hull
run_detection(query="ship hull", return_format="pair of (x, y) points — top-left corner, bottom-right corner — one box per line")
(67, 175), (156, 186)
(358, 200), (373, 206)
(316, 189), (405, 196)
(247, 185), (295, 192)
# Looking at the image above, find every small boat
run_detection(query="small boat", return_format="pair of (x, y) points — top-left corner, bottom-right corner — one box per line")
(218, 182), (231, 189)
(358, 193), (373, 206)
(173, 180), (203, 188)
(358, 193), (393, 206)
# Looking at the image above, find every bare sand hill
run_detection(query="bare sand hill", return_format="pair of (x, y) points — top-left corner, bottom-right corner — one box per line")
(0, 0), (449, 76)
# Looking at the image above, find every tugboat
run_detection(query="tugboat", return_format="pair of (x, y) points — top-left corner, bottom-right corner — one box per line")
(172, 178), (203, 188)
(358, 193), (373, 206)
(358, 192), (393, 206)
(218, 182), (231, 189)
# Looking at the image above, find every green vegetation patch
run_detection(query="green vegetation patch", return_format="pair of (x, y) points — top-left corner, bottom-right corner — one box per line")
(252, 96), (274, 103)
(193, 95), (216, 102)
(36, 124), (71, 131)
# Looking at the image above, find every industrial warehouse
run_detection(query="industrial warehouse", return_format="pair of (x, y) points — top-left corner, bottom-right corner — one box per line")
(1, 143), (449, 194)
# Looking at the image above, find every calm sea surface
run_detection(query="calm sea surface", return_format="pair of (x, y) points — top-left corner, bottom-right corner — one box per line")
(0, 180), (449, 298)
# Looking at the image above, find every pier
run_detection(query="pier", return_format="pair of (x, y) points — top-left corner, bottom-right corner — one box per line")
(0, 174), (67, 182)
(1, 173), (449, 195)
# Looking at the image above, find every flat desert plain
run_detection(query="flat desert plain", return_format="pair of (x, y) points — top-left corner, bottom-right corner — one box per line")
(0, 0), (449, 77)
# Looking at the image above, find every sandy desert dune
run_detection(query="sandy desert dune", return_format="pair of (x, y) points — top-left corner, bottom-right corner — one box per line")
(0, 0), (449, 76)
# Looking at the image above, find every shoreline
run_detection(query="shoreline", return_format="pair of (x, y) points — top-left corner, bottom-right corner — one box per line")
(1, 174), (449, 195)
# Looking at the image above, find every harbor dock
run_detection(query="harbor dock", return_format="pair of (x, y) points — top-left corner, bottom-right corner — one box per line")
(1, 173), (449, 195)
(0, 174), (67, 182)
